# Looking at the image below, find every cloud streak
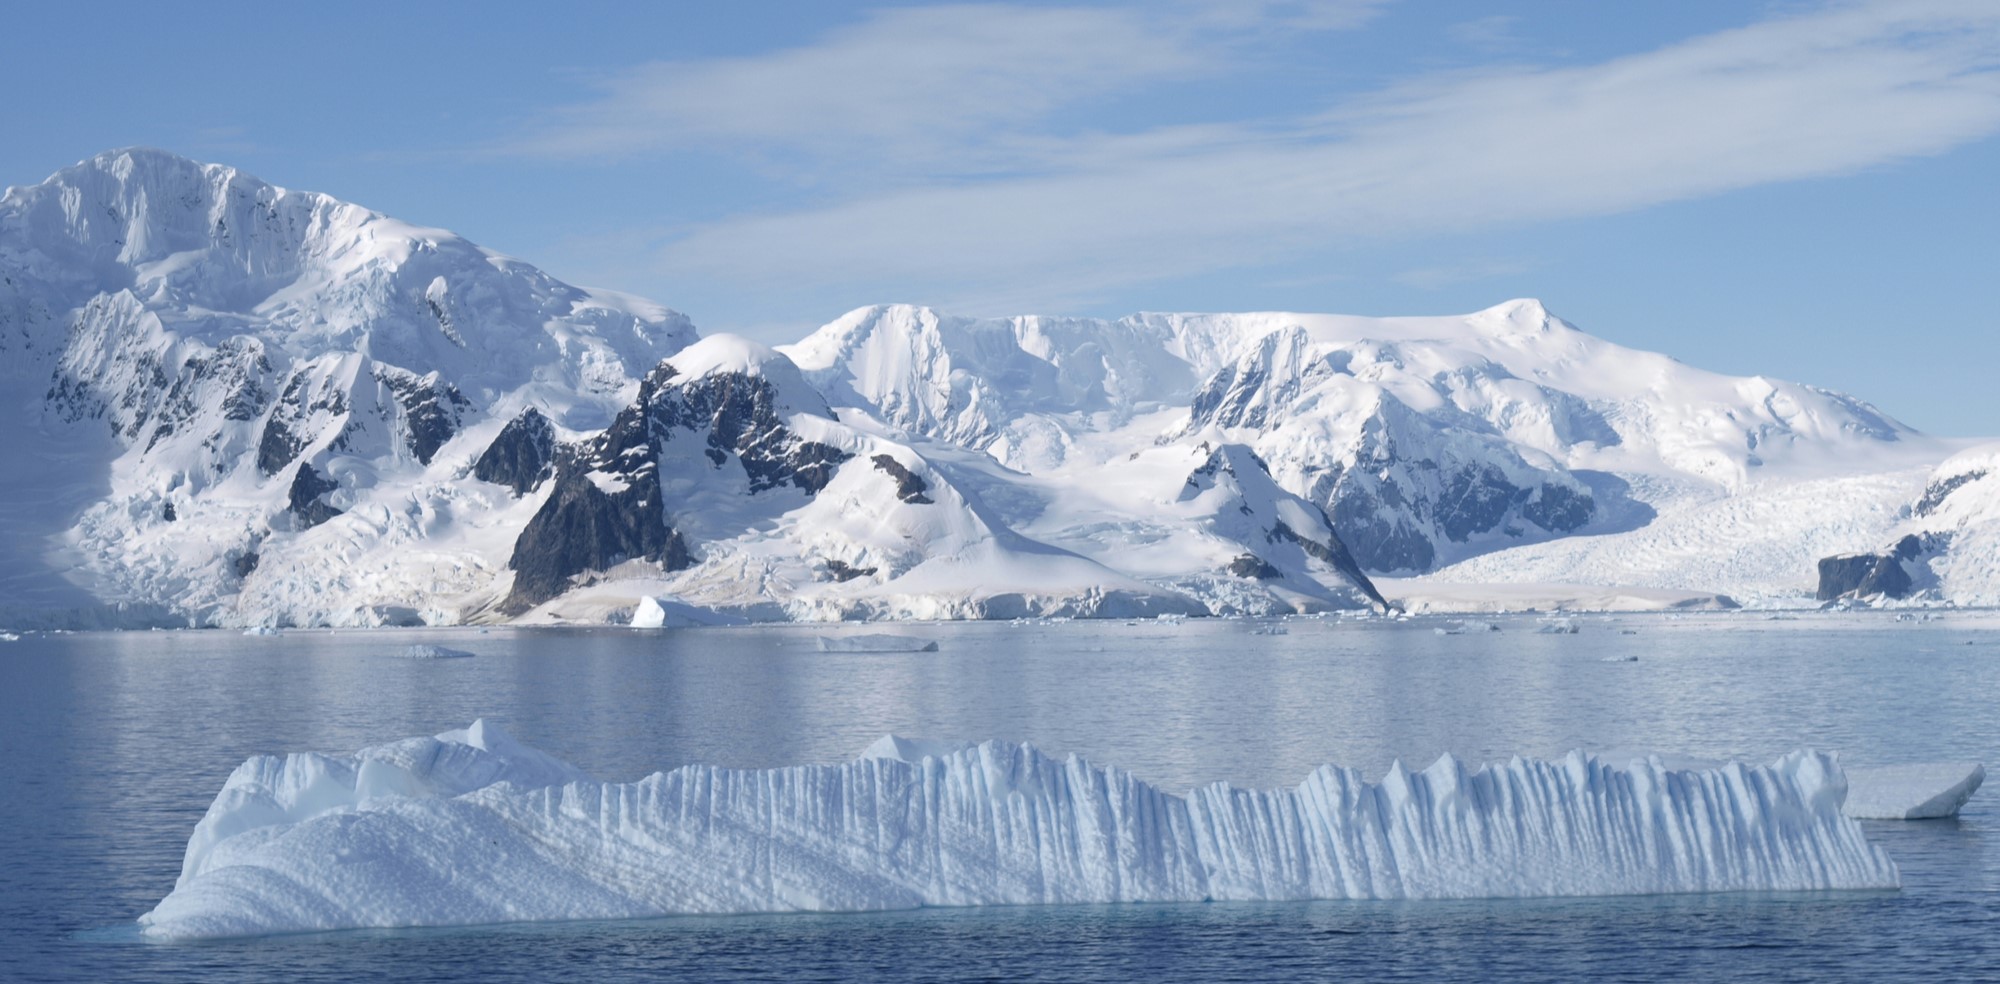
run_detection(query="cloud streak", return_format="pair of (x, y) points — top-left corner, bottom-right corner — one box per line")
(513, 0), (2000, 315)
(511, 1), (1385, 173)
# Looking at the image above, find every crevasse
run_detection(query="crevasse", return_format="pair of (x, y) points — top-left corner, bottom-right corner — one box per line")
(139, 721), (1899, 939)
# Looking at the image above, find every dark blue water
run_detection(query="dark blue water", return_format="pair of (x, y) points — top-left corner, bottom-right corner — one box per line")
(2, 613), (1996, 982)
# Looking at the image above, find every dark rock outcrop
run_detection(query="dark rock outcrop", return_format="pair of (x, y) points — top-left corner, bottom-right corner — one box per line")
(257, 372), (328, 476)
(1228, 553), (1281, 579)
(870, 454), (934, 504)
(1916, 470), (1986, 518)
(646, 364), (848, 495)
(376, 367), (472, 465)
(473, 408), (556, 495)
(1816, 535), (1923, 601)
(505, 471), (689, 611)
(501, 362), (849, 611)
(1270, 520), (1390, 611)
(287, 462), (343, 529)
(824, 559), (877, 582)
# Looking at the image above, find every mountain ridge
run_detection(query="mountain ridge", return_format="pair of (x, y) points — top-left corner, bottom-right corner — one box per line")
(0, 149), (1979, 625)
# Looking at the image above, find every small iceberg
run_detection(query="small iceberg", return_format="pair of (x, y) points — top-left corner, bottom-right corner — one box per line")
(241, 626), (281, 637)
(1843, 762), (1986, 819)
(1250, 625), (1289, 636)
(630, 596), (746, 629)
(139, 724), (1901, 939)
(1436, 620), (1500, 636)
(1600, 654), (1639, 663)
(1536, 619), (1580, 635)
(398, 644), (476, 660)
(815, 633), (939, 653)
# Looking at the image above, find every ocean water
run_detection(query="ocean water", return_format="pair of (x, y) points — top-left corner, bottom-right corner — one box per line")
(2, 612), (1996, 982)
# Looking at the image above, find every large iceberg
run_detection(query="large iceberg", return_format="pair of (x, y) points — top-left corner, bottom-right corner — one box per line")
(140, 722), (1900, 939)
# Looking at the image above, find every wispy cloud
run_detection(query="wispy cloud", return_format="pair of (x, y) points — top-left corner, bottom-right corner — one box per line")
(509, 0), (2000, 316)
(1446, 15), (1523, 54)
(508, 1), (1386, 174)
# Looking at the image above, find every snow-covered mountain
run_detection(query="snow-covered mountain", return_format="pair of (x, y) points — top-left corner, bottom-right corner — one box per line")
(0, 149), (698, 626)
(0, 149), (1983, 625)
(0, 150), (1380, 626)
(784, 302), (1949, 595)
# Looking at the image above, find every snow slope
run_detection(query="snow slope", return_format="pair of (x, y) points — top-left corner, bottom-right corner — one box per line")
(140, 721), (1899, 939)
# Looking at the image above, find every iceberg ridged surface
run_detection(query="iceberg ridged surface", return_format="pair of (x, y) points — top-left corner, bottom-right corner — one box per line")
(140, 723), (1899, 939)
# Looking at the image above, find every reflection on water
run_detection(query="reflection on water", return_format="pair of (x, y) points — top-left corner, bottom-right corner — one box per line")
(2, 612), (1996, 982)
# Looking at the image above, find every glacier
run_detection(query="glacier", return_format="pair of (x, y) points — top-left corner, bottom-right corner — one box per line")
(139, 721), (1900, 940)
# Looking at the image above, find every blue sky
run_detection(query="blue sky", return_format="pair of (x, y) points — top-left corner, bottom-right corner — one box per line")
(4, 0), (1997, 434)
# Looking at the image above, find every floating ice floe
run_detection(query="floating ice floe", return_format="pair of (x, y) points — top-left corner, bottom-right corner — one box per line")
(0, 631), (20, 641)
(241, 627), (280, 637)
(1843, 763), (1986, 819)
(138, 722), (1900, 940)
(397, 644), (476, 660)
(815, 633), (939, 653)
(1536, 619), (1580, 635)
(1435, 620), (1501, 636)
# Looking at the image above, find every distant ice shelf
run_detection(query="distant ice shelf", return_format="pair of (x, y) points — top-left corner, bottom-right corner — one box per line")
(138, 722), (1901, 939)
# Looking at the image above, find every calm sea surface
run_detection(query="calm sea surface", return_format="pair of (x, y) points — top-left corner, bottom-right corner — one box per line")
(2, 613), (1996, 982)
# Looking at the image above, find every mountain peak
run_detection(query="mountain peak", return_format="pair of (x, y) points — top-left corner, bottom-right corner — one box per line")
(4, 147), (229, 200)
(668, 334), (794, 380)
(1468, 298), (1563, 335)
(664, 334), (829, 417)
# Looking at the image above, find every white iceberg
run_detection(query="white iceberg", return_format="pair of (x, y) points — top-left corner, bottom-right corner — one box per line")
(139, 722), (1900, 940)
(241, 627), (280, 637)
(815, 633), (939, 653)
(1535, 619), (1580, 635)
(1842, 762), (1985, 819)
(397, 644), (476, 660)
(629, 596), (745, 629)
